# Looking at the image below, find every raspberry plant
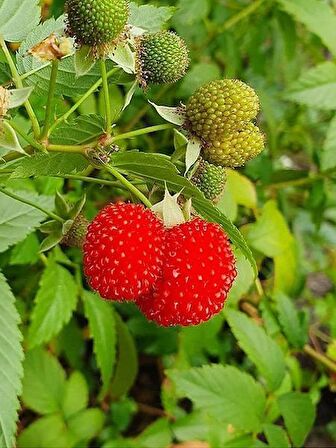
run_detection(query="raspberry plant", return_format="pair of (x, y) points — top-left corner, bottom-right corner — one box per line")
(1, 0), (336, 447)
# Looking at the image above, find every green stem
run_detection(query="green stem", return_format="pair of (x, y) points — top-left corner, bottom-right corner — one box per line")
(100, 60), (112, 135)
(40, 59), (59, 140)
(49, 68), (119, 135)
(0, 186), (64, 223)
(102, 165), (152, 208)
(0, 38), (41, 139)
(8, 120), (45, 152)
(268, 168), (336, 189)
(304, 345), (336, 373)
(47, 143), (88, 154)
(112, 124), (174, 143)
(220, 0), (265, 31)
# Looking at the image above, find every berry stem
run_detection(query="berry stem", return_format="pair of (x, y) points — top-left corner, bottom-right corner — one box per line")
(112, 124), (174, 142)
(40, 59), (59, 140)
(48, 68), (119, 135)
(0, 38), (41, 140)
(0, 186), (64, 223)
(100, 60), (112, 135)
(102, 164), (152, 208)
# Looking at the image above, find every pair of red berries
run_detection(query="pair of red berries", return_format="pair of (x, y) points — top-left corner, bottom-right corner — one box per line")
(83, 203), (237, 326)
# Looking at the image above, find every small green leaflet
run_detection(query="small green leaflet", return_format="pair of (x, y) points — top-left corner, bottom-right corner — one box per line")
(0, 121), (26, 155)
(28, 261), (78, 348)
(0, 273), (24, 448)
(129, 3), (175, 32)
(226, 309), (286, 391)
(83, 291), (117, 395)
(0, 190), (53, 253)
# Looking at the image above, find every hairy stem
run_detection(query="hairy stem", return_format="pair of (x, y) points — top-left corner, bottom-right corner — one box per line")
(112, 124), (174, 142)
(48, 68), (119, 135)
(47, 143), (88, 154)
(100, 60), (112, 135)
(40, 59), (59, 140)
(102, 164), (152, 208)
(0, 186), (64, 223)
(0, 38), (41, 139)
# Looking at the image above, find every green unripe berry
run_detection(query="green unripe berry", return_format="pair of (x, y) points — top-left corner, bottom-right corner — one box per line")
(0, 86), (10, 117)
(185, 79), (260, 141)
(192, 159), (227, 201)
(136, 31), (189, 87)
(65, 0), (129, 55)
(203, 123), (265, 168)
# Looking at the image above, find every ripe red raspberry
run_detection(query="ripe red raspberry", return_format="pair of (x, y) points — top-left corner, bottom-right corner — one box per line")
(83, 203), (165, 301)
(137, 218), (237, 326)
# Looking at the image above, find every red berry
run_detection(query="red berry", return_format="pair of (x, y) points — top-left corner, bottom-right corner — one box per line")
(137, 218), (237, 326)
(83, 203), (165, 301)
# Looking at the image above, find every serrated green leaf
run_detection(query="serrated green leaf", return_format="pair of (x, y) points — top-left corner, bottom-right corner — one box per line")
(276, 0), (336, 56)
(110, 313), (138, 400)
(83, 291), (117, 394)
(226, 310), (286, 390)
(10, 232), (39, 265)
(110, 152), (256, 274)
(0, 273), (23, 448)
(0, 189), (53, 253)
(275, 293), (307, 349)
(129, 3), (175, 32)
(62, 371), (88, 419)
(17, 414), (73, 448)
(263, 423), (290, 448)
(169, 364), (266, 433)
(21, 348), (65, 415)
(274, 240), (299, 295)
(0, 0), (40, 42)
(322, 114), (336, 170)
(11, 153), (90, 179)
(278, 392), (315, 447)
(28, 261), (78, 347)
(286, 62), (336, 110)
(50, 114), (104, 146)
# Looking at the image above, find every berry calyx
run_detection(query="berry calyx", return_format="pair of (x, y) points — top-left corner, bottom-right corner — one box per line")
(192, 159), (227, 201)
(136, 31), (189, 87)
(185, 79), (260, 141)
(203, 123), (265, 167)
(65, 0), (129, 56)
(83, 203), (165, 301)
(62, 214), (89, 248)
(137, 218), (237, 327)
(0, 86), (10, 117)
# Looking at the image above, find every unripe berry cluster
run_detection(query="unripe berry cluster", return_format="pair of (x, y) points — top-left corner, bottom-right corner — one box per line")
(192, 159), (227, 201)
(186, 79), (265, 168)
(83, 203), (237, 327)
(136, 31), (189, 87)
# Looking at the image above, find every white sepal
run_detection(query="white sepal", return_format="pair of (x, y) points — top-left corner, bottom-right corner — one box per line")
(152, 187), (186, 228)
(185, 136), (202, 175)
(0, 122), (28, 155)
(8, 87), (34, 109)
(109, 43), (136, 74)
(123, 80), (138, 111)
(149, 101), (185, 126)
(74, 46), (95, 78)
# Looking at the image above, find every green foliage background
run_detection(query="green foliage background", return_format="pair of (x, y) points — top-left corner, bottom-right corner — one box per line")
(0, 0), (336, 447)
